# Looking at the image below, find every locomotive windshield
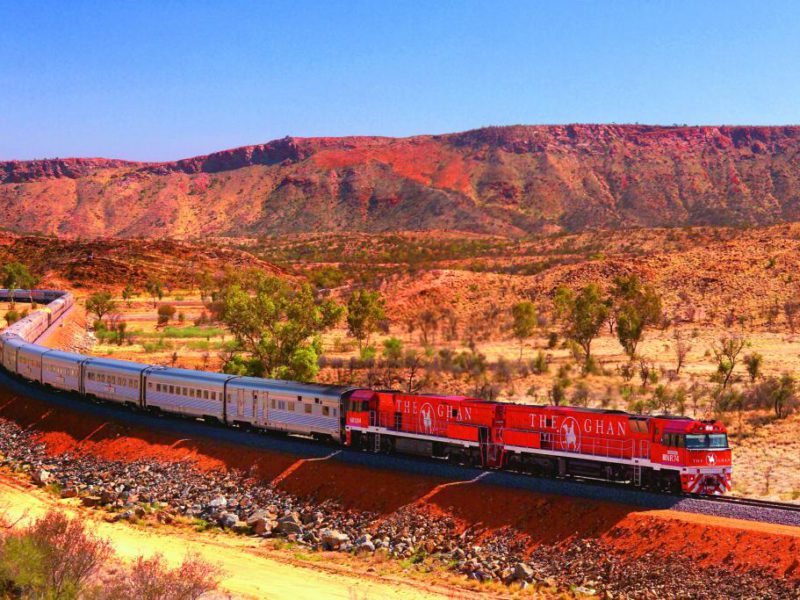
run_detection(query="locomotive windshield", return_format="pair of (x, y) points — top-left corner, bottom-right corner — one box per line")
(684, 433), (728, 449)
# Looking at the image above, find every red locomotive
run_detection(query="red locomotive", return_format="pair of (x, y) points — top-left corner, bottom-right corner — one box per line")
(345, 391), (731, 494)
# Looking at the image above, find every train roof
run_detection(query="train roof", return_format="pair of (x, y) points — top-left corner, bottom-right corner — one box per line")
(147, 367), (234, 385)
(230, 376), (355, 397)
(42, 349), (89, 363)
(83, 356), (151, 374)
(18, 344), (52, 356)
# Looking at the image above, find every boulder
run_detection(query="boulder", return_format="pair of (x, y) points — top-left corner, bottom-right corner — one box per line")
(31, 468), (51, 486)
(251, 518), (271, 536)
(276, 514), (303, 536)
(60, 487), (78, 499)
(208, 495), (227, 508)
(514, 562), (535, 582)
(218, 512), (239, 529)
(321, 529), (350, 550)
(358, 540), (376, 553)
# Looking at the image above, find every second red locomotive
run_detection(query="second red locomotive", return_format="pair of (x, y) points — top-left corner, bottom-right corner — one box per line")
(345, 390), (731, 494)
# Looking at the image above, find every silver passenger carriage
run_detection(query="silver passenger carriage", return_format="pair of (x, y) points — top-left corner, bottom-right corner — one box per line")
(1, 335), (27, 374)
(144, 367), (230, 421)
(226, 378), (351, 441)
(41, 350), (87, 393)
(16, 343), (51, 383)
(83, 357), (149, 405)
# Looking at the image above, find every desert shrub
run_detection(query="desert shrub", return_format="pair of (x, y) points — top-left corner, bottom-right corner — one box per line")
(157, 304), (177, 325)
(100, 553), (221, 600)
(571, 382), (590, 406)
(547, 331), (558, 350)
(382, 337), (403, 362)
(529, 351), (549, 375)
(744, 374), (798, 419)
(0, 510), (111, 599)
(4, 310), (19, 325)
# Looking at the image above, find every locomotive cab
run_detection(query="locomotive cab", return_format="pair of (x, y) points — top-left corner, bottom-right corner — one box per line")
(652, 418), (732, 494)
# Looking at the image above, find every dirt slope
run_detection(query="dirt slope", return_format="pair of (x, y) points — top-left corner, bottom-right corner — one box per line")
(0, 476), (459, 600)
(3, 125), (800, 238)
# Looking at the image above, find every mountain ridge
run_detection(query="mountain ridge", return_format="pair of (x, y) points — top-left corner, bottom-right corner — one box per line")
(3, 124), (800, 238)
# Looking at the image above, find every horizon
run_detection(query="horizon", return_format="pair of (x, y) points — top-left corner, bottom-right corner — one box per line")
(2, 1), (799, 161)
(5, 122), (800, 164)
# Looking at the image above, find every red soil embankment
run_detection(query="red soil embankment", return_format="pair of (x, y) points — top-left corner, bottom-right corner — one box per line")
(427, 482), (800, 581)
(1, 388), (799, 582)
(0, 392), (296, 481)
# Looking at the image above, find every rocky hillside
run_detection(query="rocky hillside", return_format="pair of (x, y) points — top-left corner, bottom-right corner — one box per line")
(2, 125), (800, 238)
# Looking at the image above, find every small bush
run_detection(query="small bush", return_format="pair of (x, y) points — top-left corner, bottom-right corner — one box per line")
(530, 351), (549, 374)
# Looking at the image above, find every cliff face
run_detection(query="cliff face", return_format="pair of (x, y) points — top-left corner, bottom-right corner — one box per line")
(2, 124), (800, 238)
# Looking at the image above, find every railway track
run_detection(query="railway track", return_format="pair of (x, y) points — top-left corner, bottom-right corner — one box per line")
(684, 493), (800, 513)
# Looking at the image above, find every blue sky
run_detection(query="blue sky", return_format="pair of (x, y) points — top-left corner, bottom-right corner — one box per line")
(1, 1), (798, 161)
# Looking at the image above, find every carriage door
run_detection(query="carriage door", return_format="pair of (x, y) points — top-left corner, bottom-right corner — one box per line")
(256, 391), (269, 426)
(236, 389), (246, 418)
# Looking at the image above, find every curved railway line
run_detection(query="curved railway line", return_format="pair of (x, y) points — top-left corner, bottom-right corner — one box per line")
(0, 289), (799, 528)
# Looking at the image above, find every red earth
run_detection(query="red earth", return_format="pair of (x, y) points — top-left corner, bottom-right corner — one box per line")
(1, 389), (798, 582)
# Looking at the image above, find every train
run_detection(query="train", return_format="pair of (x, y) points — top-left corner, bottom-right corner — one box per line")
(0, 289), (732, 495)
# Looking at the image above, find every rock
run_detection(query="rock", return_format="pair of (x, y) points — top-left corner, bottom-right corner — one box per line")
(358, 540), (376, 553)
(276, 514), (303, 536)
(321, 529), (350, 550)
(208, 495), (227, 508)
(251, 518), (271, 536)
(514, 562), (535, 582)
(81, 495), (102, 508)
(218, 512), (239, 528)
(60, 487), (78, 499)
(31, 468), (51, 486)
(246, 509), (267, 526)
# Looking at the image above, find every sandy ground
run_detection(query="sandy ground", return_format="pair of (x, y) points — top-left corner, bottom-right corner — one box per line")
(0, 474), (468, 600)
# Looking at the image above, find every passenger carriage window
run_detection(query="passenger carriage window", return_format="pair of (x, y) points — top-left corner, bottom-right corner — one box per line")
(322, 406), (330, 417)
(211, 392), (217, 401)
(271, 399), (276, 409)
(204, 390), (209, 400)
(315, 397), (320, 404)
(332, 409), (337, 417)
(305, 404), (312, 414)
(279, 401), (285, 410)
(297, 395), (302, 402)
(169, 385), (174, 394)
(288, 401), (295, 412)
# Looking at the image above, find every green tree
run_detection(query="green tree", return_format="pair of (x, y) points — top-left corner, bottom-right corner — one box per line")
(346, 290), (386, 350)
(145, 277), (164, 308)
(611, 274), (663, 358)
(712, 335), (748, 388)
(510, 301), (537, 361)
(2, 262), (38, 307)
(554, 283), (609, 368)
(85, 291), (117, 325)
(219, 274), (343, 381)
(122, 284), (136, 307)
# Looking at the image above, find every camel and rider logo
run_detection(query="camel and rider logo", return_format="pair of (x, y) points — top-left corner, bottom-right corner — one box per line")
(707, 453), (716, 465)
(559, 416), (581, 451)
(419, 403), (436, 434)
